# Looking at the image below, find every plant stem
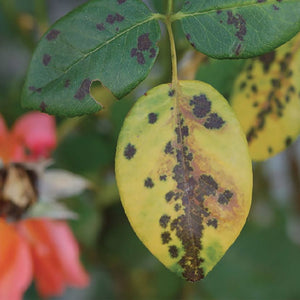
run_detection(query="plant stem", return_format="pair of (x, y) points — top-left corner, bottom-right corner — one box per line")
(167, 0), (173, 15)
(166, 21), (178, 88)
(166, 0), (178, 88)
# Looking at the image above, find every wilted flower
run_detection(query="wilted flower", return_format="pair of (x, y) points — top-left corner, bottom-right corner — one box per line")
(0, 112), (89, 299)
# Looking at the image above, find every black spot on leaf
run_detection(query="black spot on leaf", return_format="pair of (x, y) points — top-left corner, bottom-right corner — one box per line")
(159, 215), (170, 228)
(43, 54), (51, 66)
(169, 89), (175, 97)
(259, 51), (276, 73)
(131, 48), (138, 57)
(137, 52), (145, 65)
(285, 136), (292, 147)
(64, 79), (70, 88)
(144, 177), (154, 188)
(227, 11), (247, 41)
(148, 113), (158, 124)
(164, 141), (174, 155)
(204, 113), (225, 129)
(124, 143), (136, 160)
(169, 245), (179, 258)
(161, 232), (171, 244)
(138, 33), (152, 51)
(165, 191), (175, 202)
(39, 101), (47, 112)
(218, 190), (233, 205)
(106, 14), (116, 24)
(207, 218), (218, 228)
(96, 23), (105, 31)
(190, 94), (211, 118)
(149, 48), (156, 58)
(160, 175), (167, 181)
(46, 29), (60, 41)
(74, 78), (91, 100)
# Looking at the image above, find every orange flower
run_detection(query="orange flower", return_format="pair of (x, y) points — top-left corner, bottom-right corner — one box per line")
(0, 112), (89, 299)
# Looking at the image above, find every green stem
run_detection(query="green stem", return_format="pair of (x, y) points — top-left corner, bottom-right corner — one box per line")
(167, 0), (173, 14)
(166, 20), (178, 88)
(165, 0), (178, 88)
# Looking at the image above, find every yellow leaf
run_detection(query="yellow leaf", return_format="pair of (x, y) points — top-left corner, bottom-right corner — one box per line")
(115, 81), (252, 281)
(231, 34), (300, 161)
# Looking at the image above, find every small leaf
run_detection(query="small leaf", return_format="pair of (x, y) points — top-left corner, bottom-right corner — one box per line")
(115, 81), (252, 281)
(178, 0), (300, 58)
(231, 34), (300, 161)
(22, 0), (160, 116)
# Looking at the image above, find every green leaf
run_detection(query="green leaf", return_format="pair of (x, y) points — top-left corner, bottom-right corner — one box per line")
(231, 33), (300, 161)
(115, 80), (252, 281)
(22, 0), (160, 117)
(178, 0), (300, 58)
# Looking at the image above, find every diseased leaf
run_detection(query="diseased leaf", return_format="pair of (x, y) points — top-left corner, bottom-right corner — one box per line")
(22, 0), (160, 116)
(115, 81), (252, 281)
(231, 34), (300, 161)
(178, 0), (300, 58)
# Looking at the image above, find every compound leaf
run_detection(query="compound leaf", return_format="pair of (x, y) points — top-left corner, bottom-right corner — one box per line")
(178, 0), (300, 58)
(231, 34), (300, 161)
(115, 81), (252, 281)
(22, 0), (160, 116)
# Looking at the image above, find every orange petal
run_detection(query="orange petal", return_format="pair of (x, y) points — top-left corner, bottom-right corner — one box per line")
(19, 219), (89, 298)
(0, 219), (32, 300)
(12, 112), (56, 161)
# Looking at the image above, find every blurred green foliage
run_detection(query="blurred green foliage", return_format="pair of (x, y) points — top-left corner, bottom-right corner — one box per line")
(0, 0), (299, 299)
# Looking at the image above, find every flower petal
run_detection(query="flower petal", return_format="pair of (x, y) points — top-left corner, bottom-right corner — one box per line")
(12, 112), (56, 161)
(0, 219), (32, 300)
(20, 219), (89, 297)
(0, 115), (8, 141)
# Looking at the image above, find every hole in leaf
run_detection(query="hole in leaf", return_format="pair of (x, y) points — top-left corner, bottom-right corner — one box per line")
(90, 80), (117, 112)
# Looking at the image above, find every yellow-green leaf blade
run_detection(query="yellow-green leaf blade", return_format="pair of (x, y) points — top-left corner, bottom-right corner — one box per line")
(115, 81), (252, 281)
(231, 34), (300, 161)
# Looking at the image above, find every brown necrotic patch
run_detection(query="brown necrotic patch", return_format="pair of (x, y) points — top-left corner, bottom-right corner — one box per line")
(124, 143), (136, 160)
(157, 111), (237, 281)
